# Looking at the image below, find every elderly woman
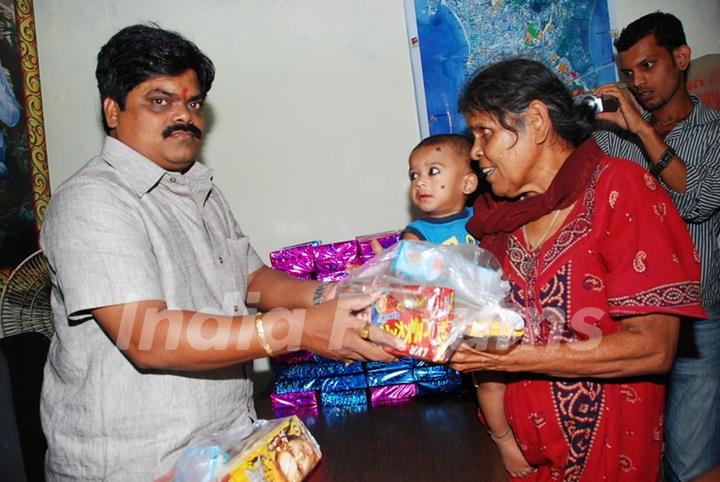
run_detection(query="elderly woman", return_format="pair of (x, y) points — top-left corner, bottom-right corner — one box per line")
(450, 58), (705, 481)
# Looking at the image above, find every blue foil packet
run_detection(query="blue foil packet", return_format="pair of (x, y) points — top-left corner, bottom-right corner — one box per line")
(366, 368), (415, 387)
(272, 361), (363, 382)
(320, 389), (368, 408)
(364, 357), (414, 372)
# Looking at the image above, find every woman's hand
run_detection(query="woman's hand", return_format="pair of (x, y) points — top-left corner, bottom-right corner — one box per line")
(450, 342), (519, 373)
(450, 313), (680, 378)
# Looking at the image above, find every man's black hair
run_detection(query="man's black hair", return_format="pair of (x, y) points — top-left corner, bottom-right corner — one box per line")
(458, 58), (594, 147)
(614, 11), (687, 54)
(95, 24), (215, 133)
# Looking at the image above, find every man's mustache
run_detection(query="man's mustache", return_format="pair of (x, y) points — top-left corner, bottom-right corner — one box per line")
(162, 123), (203, 139)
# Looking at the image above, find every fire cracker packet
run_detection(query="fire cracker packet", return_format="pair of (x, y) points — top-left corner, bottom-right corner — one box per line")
(370, 284), (459, 363)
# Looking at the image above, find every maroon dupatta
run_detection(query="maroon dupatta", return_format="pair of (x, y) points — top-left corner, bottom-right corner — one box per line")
(466, 138), (605, 261)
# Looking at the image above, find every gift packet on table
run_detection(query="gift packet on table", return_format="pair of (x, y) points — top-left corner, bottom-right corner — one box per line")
(311, 239), (359, 274)
(369, 383), (418, 406)
(274, 373), (367, 395)
(272, 360), (364, 383)
(338, 240), (525, 360)
(159, 416), (321, 482)
(356, 230), (400, 264)
(269, 241), (321, 279)
(270, 391), (319, 412)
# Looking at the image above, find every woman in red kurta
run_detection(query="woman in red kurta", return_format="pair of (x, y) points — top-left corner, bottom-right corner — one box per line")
(450, 59), (704, 481)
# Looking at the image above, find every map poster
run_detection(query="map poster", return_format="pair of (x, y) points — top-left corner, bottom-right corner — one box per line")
(404, 0), (616, 136)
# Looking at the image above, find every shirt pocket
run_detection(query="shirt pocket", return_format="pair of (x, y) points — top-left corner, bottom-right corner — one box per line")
(224, 236), (250, 314)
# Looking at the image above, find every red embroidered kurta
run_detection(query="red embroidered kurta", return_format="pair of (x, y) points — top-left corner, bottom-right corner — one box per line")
(501, 156), (704, 481)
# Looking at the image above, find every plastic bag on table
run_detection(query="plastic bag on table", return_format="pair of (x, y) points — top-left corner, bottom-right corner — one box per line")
(157, 415), (321, 482)
(337, 240), (524, 360)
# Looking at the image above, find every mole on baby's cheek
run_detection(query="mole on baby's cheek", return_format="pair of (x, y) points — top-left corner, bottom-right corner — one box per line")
(441, 185), (445, 189)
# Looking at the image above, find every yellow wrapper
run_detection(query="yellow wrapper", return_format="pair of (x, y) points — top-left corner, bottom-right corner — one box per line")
(464, 319), (524, 351)
(223, 416), (321, 482)
(465, 319), (524, 338)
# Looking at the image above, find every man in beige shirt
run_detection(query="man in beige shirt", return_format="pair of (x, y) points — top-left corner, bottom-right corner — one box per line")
(40, 24), (402, 481)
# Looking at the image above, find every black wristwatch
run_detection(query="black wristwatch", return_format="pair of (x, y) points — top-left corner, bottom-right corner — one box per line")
(649, 146), (676, 177)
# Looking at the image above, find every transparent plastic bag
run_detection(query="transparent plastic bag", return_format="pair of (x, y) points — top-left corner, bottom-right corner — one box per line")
(157, 416), (321, 482)
(338, 240), (524, 359)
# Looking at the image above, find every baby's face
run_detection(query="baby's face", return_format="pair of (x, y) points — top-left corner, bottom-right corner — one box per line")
(408, 145), (474, 217)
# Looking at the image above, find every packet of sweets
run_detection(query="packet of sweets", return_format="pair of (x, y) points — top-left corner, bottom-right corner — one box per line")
(339, 240), (525, 356)
(370, 284), (459, 363)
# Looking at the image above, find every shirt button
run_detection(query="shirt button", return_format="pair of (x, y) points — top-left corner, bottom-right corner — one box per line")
(169, 177), (176, 183)
(233, 305), (239, 313)
(218, 256), (224, 264)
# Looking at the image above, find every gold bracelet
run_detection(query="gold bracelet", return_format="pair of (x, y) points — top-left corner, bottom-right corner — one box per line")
(255, 312), (273, 356)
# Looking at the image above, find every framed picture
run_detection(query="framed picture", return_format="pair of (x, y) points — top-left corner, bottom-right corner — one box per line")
(404, 0), (616, 136)
(0, 0), (49, 294)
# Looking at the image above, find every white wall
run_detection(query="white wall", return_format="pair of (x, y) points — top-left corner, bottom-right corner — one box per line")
(34, 0), (420, 261)
(611, 0), (720, 57)
(34, 0), (720, 262)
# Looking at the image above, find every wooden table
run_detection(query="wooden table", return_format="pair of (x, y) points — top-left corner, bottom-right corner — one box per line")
(255, 383), (508, 482)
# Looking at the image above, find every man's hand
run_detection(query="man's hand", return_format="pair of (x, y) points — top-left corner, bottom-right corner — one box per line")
(298, 294), (406, 363)
(593, 83), (649, 134)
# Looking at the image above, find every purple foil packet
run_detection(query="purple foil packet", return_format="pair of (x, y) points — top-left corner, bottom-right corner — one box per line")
(269, 241), (320, 275)
(269, 390), (318, 410)
(370, 383), (418, 405)
(270, 351), (315, 366)
(312, 240), (359, 274)
(271, 406), (320, 419)
(356, 230), (400, 263)
(284, 270), (314, 280)
(316, 270), (349, 282)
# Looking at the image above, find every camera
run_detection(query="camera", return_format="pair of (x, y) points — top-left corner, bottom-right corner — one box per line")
(574, 92), (619, 113)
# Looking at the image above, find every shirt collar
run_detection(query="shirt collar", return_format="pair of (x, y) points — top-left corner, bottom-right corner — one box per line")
(101, 136), (214, 198)
(686, 94), (720, 127)
(421, 206), (473, 224)
(642, 94), (720, 128)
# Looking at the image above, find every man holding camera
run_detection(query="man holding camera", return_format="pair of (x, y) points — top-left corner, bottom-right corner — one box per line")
(593, 12), (720, 482)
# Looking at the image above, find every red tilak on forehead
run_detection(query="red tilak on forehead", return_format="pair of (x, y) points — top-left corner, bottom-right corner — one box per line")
(181, 87), (188, 100)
